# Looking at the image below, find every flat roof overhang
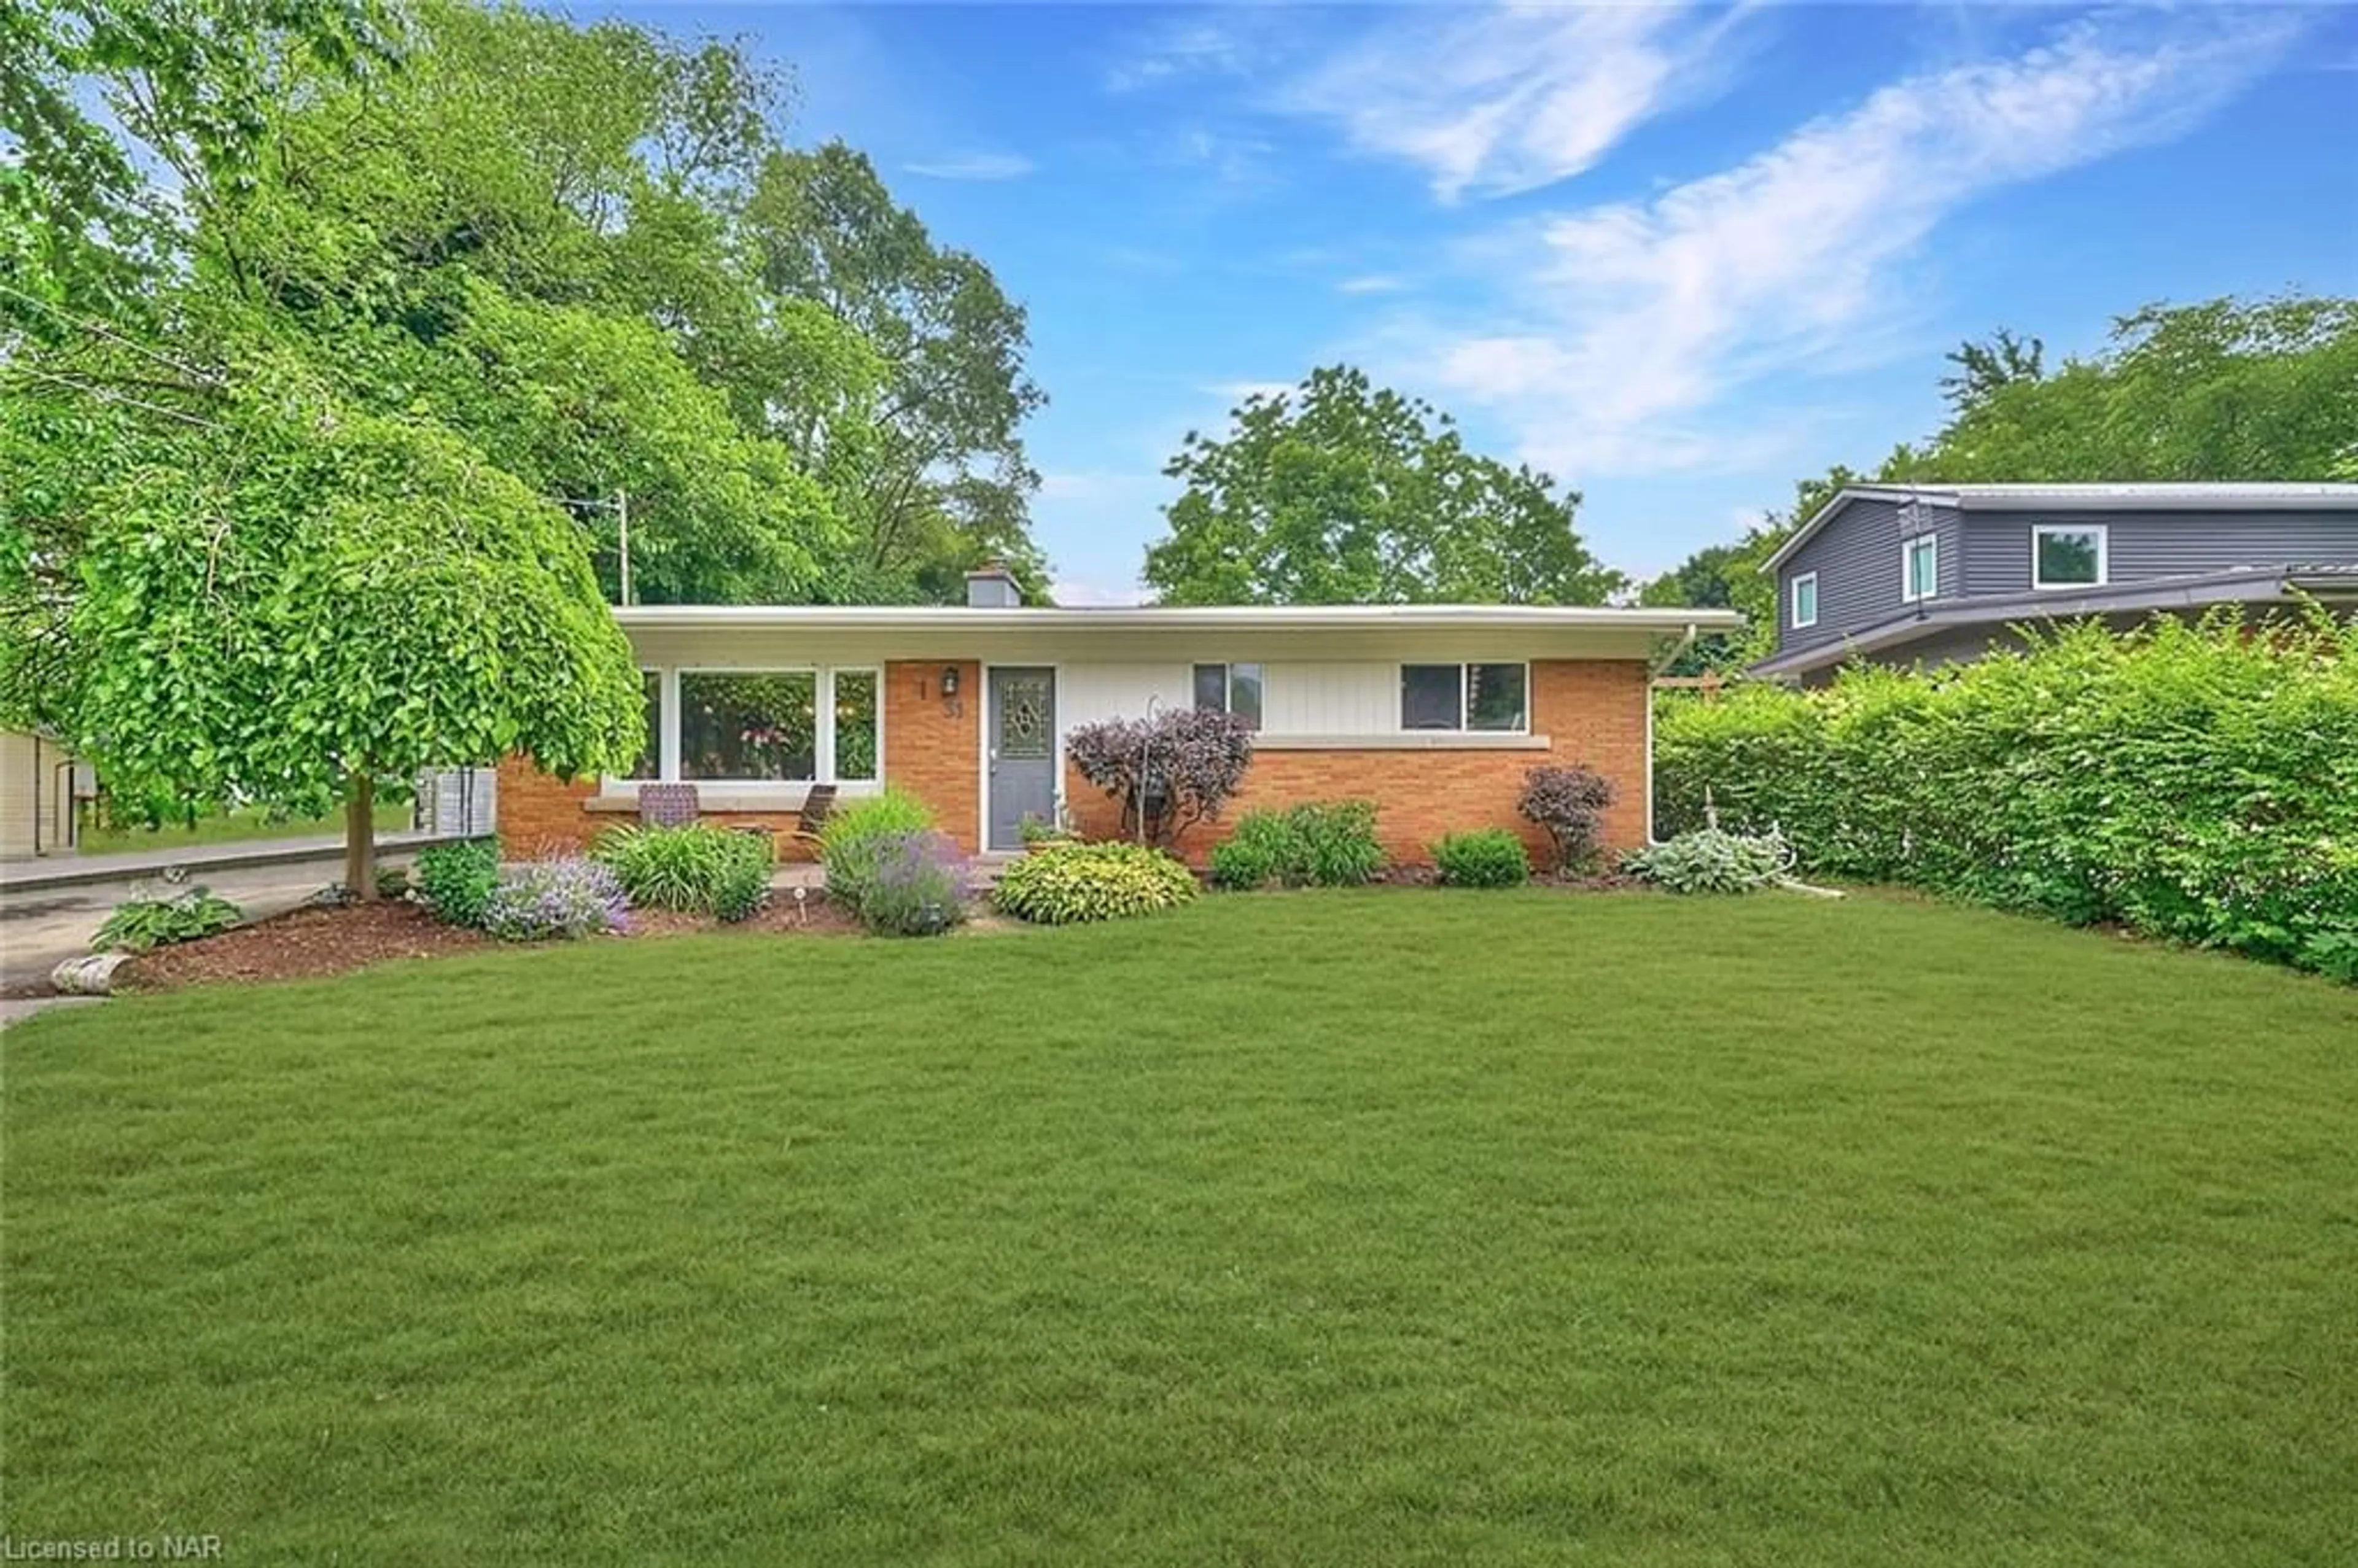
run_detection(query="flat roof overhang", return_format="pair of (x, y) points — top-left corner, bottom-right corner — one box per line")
(612, 604), (1747, 667)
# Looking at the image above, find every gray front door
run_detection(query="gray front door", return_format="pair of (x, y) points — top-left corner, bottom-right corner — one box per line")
(987, 667), (1056, 850)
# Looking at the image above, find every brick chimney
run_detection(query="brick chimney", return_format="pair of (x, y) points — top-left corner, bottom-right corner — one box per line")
(964, 562), (1022, 608)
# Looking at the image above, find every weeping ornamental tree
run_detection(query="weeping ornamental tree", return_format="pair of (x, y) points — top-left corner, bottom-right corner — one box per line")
(44, 365), (644, 898)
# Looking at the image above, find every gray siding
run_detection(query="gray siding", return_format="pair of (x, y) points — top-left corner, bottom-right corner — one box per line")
(1778, 497), (1963, 655)
(1963, 507), (2358, 597)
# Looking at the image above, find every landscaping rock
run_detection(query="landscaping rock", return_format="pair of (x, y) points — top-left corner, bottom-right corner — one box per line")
(52, 952), (131, 995)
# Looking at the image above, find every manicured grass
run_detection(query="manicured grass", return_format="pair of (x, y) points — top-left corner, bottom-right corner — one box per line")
(74, 800), (412, 855)
(6, 892), (2355, 1564)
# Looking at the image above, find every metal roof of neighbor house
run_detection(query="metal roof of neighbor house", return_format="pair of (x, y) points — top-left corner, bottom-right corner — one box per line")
(613, 604), (1745, 632)
(1759, 483), (2358, 574)
(1748, 563), (2358, 679)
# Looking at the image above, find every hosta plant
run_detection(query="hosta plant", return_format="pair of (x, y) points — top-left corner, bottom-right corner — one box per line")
(92, 886), (243, 952)
(1623, 829), (1791, 895)
(994, 840), (1199, 925)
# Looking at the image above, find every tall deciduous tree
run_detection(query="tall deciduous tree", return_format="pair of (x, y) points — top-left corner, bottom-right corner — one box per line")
(746, 142), (1049, 597)
(1143, 367), (1624, 606)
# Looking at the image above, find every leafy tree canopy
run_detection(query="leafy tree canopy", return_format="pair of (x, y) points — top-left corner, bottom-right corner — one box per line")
(1143, 366), (1625, 606)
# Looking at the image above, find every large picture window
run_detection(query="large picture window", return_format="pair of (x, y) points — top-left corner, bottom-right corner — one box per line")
(680, 672), (819, 782)
(1401, 663), (1528, 733)
(2032, 524), (2107, 589)
(1191, 663), (1264, 730)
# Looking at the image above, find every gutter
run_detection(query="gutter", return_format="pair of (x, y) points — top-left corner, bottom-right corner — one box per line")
(1648, 621), (1700, 677)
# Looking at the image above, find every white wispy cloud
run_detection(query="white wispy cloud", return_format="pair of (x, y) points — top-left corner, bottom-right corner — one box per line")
(902, 150), (1035, 182)
(1285, 3), (1748, 201)
(1104, 15), (1269, 93)
(1338, 274), (1409, 295)
(1392, 11), (2305, 477)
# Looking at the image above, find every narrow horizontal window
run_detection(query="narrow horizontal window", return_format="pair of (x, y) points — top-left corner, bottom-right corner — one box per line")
(1401, 663), (1528, 733)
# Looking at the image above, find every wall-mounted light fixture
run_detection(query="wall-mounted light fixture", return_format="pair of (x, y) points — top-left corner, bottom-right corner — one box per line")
(940, 666), (962, 700)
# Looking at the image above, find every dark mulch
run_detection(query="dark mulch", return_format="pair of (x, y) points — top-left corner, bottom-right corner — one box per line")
(117, 901), (494, 992)
(117, 889), (863, 993)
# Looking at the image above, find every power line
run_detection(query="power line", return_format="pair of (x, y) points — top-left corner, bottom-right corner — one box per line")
(0, 278), (227, 389)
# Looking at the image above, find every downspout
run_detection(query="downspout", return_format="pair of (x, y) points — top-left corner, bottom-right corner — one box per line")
(1644, 623), (1700, 846)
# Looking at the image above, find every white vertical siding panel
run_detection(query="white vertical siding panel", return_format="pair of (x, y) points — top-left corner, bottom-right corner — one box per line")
(1262, 663), (1396, 735)
(1057, 664), (1192, 729)
(1061, 660), (1417, 739)
(0, 730), (34, 860)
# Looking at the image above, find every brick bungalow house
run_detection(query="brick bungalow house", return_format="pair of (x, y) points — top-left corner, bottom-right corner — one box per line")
(500, 569), (1743, 865)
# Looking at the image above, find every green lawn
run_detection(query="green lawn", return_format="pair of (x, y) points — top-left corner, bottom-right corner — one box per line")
(74, 800), (413, 855)
(6, 892), (2356, 1565)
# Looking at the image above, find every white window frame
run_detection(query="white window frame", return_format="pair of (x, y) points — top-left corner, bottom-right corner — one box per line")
(615, 664), (883, 793)
(1789, 572), (1819, 630)
(1191, 661), (1264, 730)
(2030, 523), (2108, 591)
(1398, 662), (1531, 735)
(1900, 534), (1939, 604)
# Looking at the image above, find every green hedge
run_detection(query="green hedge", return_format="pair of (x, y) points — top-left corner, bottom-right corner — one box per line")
(1654, 613), (2358, 980)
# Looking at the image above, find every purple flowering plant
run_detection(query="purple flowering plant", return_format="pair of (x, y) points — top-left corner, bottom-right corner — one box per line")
(481, 855), (631, 941)
(857, 829), (973, 936)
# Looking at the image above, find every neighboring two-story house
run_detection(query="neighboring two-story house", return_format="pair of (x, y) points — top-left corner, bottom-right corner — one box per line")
(1751, 483), (2358, 683)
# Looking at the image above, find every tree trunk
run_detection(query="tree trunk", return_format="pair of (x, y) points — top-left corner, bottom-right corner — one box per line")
(345, 769), (376, 901)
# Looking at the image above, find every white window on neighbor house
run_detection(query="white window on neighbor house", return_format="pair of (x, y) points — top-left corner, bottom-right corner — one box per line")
(1790, 572), (1819, 630)
(1901, 534), (1939, 603)
(1191, 662), (1264, 731)
(2031, 524), (2107, 589)
(656, 667), (880, 785)
(1400, 663), (1528, 733)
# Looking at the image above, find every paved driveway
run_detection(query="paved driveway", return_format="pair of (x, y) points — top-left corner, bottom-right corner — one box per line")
(1, 853), (420, 991)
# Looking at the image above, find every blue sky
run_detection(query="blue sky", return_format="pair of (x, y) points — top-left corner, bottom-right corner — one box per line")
(617, 2), (2357, 602)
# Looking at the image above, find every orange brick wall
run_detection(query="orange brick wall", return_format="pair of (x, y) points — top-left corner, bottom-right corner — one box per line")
(881, 660), (981, 852)
(499, 658), (1645, 865)
(1063, 659), (1650, 867)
